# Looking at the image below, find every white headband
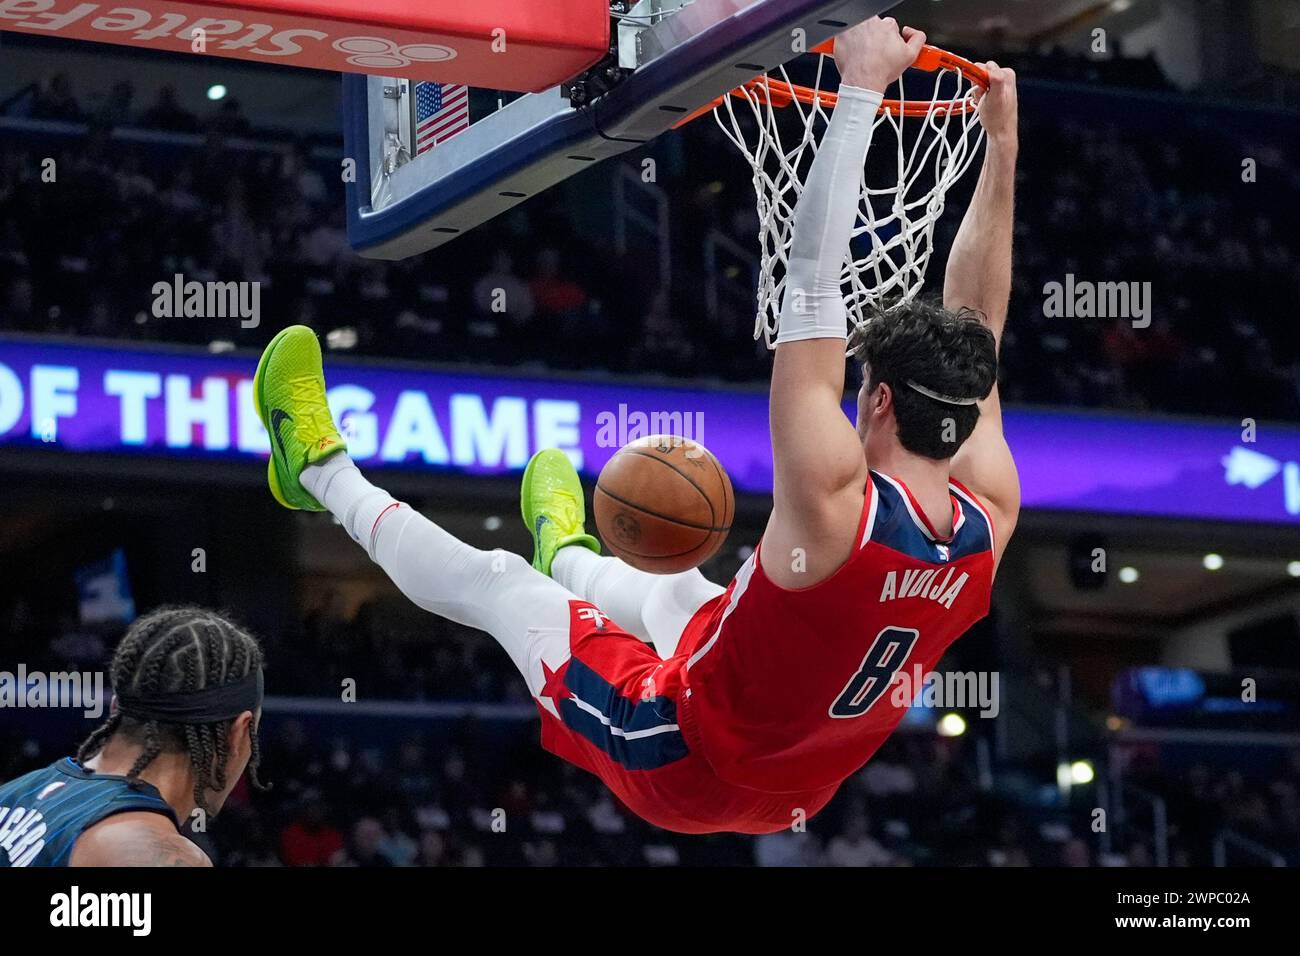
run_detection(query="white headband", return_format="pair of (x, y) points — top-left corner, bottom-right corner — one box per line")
(905, 380), (979, 406)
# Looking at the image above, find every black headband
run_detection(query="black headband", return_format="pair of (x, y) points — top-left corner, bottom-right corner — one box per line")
(115, 669), (263, 724)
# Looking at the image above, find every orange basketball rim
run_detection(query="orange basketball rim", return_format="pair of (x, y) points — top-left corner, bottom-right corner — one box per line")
(675, 40), (990, 128)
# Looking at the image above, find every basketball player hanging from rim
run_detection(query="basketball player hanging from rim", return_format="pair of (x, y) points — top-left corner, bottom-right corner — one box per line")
(253, 16), (1020, 835)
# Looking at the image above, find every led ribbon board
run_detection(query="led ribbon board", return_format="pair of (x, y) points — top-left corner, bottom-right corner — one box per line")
(0, 0), (611, 91)
(3, 338), (1299, 526)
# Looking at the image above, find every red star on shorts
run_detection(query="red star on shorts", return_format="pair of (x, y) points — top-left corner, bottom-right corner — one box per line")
(539, 660), (572, 704)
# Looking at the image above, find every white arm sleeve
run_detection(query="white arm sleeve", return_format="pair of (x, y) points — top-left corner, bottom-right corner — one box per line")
(776, 84), (883, 345)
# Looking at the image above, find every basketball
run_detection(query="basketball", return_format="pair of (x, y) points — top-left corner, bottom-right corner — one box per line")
(594, 436), (735, 574)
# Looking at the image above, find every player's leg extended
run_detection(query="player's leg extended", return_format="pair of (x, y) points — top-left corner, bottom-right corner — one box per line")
(554, 548), (723, 658)
(523, 449), (723, 658)
(254, 326), (576, 680)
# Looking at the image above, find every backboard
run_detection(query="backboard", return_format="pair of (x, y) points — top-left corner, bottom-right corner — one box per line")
(343, 0), (901, 261)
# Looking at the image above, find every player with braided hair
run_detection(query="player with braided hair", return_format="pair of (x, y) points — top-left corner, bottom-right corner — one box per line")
(0, 605), (265, 867)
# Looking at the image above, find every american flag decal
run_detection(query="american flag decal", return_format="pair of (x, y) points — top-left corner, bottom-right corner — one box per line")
(414, 82), (470, 155)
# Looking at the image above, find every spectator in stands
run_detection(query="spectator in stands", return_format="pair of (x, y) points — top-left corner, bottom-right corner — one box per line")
(858, 751), (918, 799)
(211, 184), (270, 279)
(30, 73), (83, 121)
(1225, 789), (1275, 841)
(1283, 750), (1300, 791)
(113, 152), (157, 203)
(631, 289), (696, 377)
(218, 810), (283, 867)
(417, 830), (450, 866)
(516, 833), (558, 866)
(530, 247), (588, 320)
(3, 275), (39, 332)
(988, 831), (1032, 867)
(1060, 837), (1093, 867)
(0, 216), (25, 272)
(469, 248), (534, 362)
(378, 807), (420, 866)
(279, 793), (345, 867)
(140, 84), (199, 132)
(1272, 780), (1300, 844)
(754, 828), (823, 867)
(439, 750), (478, 817)
(336, 817), (394, 867)
(1125, 842), (1154, 867)
(47, 612), (105, 668)
(141, 85), (196, 132)
(207, 97), (252, 137)
(472, 249), (533, 322)
(825, 809), (897, 867)
(157, 167), (204, 217)
(284, 143), (328, 204)
(94, 80), (135, 129)
(395, 739), (438, 806)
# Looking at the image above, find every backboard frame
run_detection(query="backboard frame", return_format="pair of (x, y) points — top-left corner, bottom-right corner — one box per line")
(344, 0), (900, 260)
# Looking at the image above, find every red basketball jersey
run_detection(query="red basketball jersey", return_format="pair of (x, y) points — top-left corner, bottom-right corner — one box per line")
(676, 470), (996, 793)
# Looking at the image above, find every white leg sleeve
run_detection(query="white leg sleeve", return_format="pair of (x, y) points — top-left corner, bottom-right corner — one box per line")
(776, 84), (884, 345)
(551, 547), (724, 659)
(301, 453), (575, 688)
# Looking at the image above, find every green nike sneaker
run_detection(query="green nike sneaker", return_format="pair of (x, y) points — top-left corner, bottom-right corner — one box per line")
(521, 448), (600, 576)
(252, 325), (346, 511)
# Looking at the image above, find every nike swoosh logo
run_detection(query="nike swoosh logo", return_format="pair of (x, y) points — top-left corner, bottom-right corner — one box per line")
(534, 515), (549, 539)
(270, 408), (293, 461)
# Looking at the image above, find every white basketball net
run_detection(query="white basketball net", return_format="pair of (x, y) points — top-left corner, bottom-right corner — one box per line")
(714, 53), (987, 347)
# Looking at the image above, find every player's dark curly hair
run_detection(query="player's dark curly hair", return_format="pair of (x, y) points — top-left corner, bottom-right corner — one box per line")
(849, 297), (998, 460)
(76, 605), (267, 815)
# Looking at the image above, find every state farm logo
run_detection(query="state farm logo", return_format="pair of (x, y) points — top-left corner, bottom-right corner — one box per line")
(0, 1), (459, 70)
(333, 37), (455, 69)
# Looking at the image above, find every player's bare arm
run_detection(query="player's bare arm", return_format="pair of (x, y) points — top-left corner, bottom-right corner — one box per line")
(944, 62), (1021, 568)
(765, 18), (926, 590)
(69, 812), (212, 867)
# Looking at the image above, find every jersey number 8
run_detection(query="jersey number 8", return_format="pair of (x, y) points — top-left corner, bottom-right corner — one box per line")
(828, 626), (919, 718)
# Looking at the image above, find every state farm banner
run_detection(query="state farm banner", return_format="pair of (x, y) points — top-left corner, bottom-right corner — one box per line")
(0, 0), (609, 91)
(3, 336), (1300, 525)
